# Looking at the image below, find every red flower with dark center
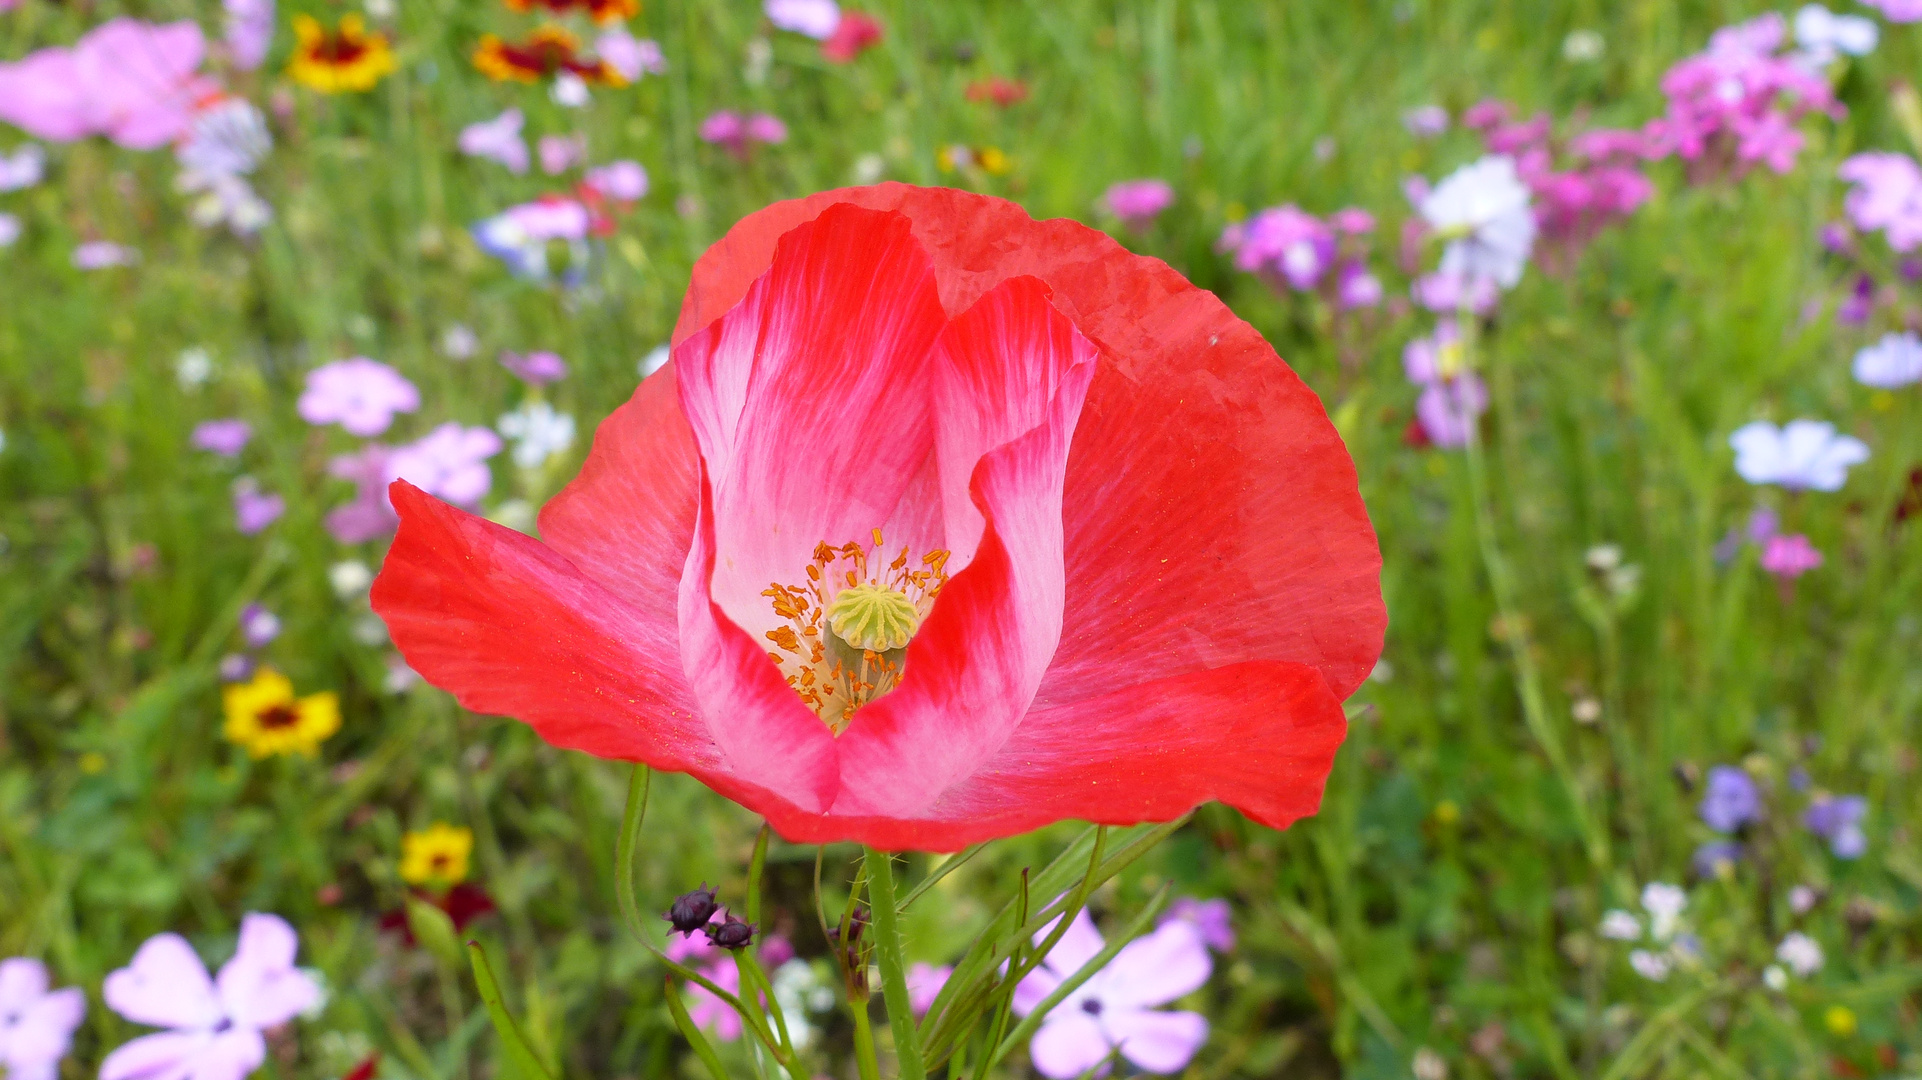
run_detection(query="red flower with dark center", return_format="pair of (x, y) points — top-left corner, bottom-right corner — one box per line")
(372, 184), (1383, 852)
(473, 26), (623, 85)
(503, 0), (637, 24)
(377, 883), (497, 945)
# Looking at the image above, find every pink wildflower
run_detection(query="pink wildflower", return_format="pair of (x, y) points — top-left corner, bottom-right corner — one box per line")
(232, 480), (285, 535)
(584, 160), (648, 201)
(298, 358), (420, 437)
(1219, 205), (1335, 288)
(1837, 152), (1922, 251)
(223, 0), (274, 70)
(101, 914), (322, 1080)
(383, 423), (501, 507)
(0, 19), (219, 149)
(1162, 897), (1236, 953)
(597, 29), (665, 81)
(538, 134), (585, 175)
(72, 241), (138, 269)
(0, 958), (86, 1080)
(458, 109), (529, 174)
(499, 349), (568, 386)
(1760, 534), (1823, 579)
(764, 0), (840, 39)
(324, 445), (397, 543)
(1403, 105), (1449, 137)
(1860, 0), (1922, 20)
(1101, 179), (1174, 227)
(191, 418), (252, 456)
(907, 963), (952, 1016)
(1646, 14), (1840, 181)
(699, 111), (786, 156)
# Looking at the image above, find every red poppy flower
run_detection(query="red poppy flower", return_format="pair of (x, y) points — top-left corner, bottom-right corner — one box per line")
(372, 184), (1383, 852)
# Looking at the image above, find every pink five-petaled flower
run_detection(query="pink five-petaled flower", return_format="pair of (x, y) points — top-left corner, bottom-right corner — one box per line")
(458, 109), (530, 174)
(0, 958), (86, 1080)
(371, 187), (1382, 851)
(1760, 534), (1823, 579)
(1012, 910), (1211, 1079)
(297, 358), (421, 437)
(101, 914), (321, 1080)
(0, 19), (220, 149)
(1101, 179), (1174, 229)
(698, 111), (786, 156)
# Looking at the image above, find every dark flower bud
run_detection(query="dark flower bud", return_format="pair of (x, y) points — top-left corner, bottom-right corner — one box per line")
(663, 884), (719, 937)
(704, 914), (757, 951)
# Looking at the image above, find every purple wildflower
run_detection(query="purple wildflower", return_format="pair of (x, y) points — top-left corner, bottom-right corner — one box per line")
(1161, 897), (1235, 953)
(1759, 534), (1823, 579)
(218, 653), (255, 682)
(239, 603), (280, 648)
(232, 480), (284, 535)
(324, 445), (396, 544)
(1012, 910), (1210, 1079)
(190, 419), (252, 457)
(1699, 765), (1762, 833)
(1804, 794), (1867, 858)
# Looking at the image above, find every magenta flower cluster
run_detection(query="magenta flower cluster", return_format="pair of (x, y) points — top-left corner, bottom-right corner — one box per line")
(1217, 204), (1380, 308)
(1644, 13), (1841, 179)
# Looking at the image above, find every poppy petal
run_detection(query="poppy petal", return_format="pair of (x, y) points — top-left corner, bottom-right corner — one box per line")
(832, 277), (1097, 818)
(372, 481), (716, 770)
(535, 362), (698, 621)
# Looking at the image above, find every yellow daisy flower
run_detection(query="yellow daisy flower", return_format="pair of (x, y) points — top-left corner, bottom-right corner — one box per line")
(222, 668), (341, 758)
(400, 823), (475, 888)
(289, 15), (397, 94)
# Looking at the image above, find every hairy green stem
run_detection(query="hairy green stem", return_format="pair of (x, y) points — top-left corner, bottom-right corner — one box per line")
(862, 847), (927, 1080)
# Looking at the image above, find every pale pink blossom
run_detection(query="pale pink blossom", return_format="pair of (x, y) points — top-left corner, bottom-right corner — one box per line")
(101, 914), (322, 1080)
(0, 19), (220, 149)
(584, 160), (647, 201)
(596, 29), (665, 81)
(298, 358), (420, 437)
(191, 418), (252, 456)
(384, 423), (501, 507)
(223, 0), (274, 70)
(1101, 179), (1174, 227)
(232, 480), (284, 535)
(0, 958), (86, 1080)
(538, 134), (585, 175)
(1012, 911), (1211, 1079)
(458, 110), (529, 174)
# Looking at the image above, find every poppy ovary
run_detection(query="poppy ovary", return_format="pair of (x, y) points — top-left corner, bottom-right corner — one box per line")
(703, 914), (756, 951)
(662, 884), (719, 937)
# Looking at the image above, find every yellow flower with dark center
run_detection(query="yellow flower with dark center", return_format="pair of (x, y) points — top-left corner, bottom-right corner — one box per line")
(400, 823), (474, 888)
(289, 15), (397, 93)
(222, 668), (341, 758)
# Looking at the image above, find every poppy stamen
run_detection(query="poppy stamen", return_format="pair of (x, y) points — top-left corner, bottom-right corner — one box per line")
(762, 528), (948, 734)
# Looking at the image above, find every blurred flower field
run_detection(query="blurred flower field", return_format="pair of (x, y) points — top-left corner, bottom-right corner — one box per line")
(3, 0), (1922, 1077)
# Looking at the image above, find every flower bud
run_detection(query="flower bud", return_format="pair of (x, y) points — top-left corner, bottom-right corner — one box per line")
(663, 884), (719, 937)
(704, 914), (757, 951)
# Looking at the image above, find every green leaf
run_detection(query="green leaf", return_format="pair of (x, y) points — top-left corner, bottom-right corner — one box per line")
(406, 895), (462, 969)
(465, 940), (556, 1080)
(663, 977), (732, 1080)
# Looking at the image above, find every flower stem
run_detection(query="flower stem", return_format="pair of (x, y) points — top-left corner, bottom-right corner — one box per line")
(851, 999), (883, 1080)
(861, 847), (927, 1080)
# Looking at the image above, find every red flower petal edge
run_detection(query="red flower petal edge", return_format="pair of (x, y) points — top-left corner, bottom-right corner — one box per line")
(373, 184), (1384, 851)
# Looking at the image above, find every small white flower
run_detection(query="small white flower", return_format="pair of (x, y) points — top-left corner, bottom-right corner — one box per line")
(1794, 5), (1877, 57)
(851, 152), (886, 185)
(1789, 885), (1819, 914)
(351, 613), (388, 646)
(1562, 29), (1606, 62)
(1412, 1047), (1449, 1080)
(1763, 964), (1789, 991)
(1730, 420), (1870, 491)
(1599, 910), (1643, 941)
(1421, 156), (1537, 290)
(0, 211), (21, 248)
(1641, 882), (1687, 941)
(176, 347), (215, 389)
(0, 143), (46, 192)
(497, 401), (577, 469)
(440, 324), (479, 360)
(1629, 949), (1672, 982)
(550, 73), (590, 108)
(1776, 931), (1824, 977)
(328, 560), (374, 597)
(384, 655), (419, 694)
(1853, 331), (1922, 388)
